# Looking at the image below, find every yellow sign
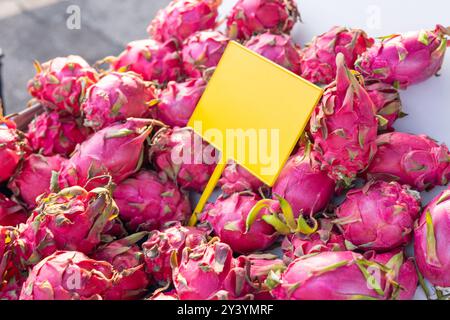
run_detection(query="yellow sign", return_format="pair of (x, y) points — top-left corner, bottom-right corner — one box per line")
(188, 41), (323, 223)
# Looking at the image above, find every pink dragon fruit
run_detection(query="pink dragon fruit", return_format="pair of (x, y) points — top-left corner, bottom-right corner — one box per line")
(15, 186), (119, 268)
(245, 32), (302, 74)
(364, 79), (403, 132)
(82, 72), (157, 130)
(371, 250), (418, 300)
(245, 254), (285, 299)
(20, 251), (148, 300)
(150, 289), (179, 300)
(299, 26), (374, 85)
(142, 222), (209, 284)
(272, 148), (335, 216)
(414, 189), (450, 287)
(92, 232), (147, 271)
(226, 0), (300, 41)
(201, 193), (277, 254)
(110, 39), (182, 83)
(148, 0), (222, 45)
(282, 219), (345, 262)
(309, 53), (378, 186)
(113, 170), (191, 232)
(172, 239), (253, 300)
(366, 132), (450, 191)
(0, 194), (27, 227)
(58, 118), (161, 189)
(0, 118), (29, 183)
(149, 127), (218, 192)
(334, 180), (421, 251)
(271, 251), (415, 300)
(28, 55), (98, 115)
(26, 110), (91, 157)
(8, 154), (65, 209)
(182, 30), (229, 78)
(1, 226), (24, 300)
(219, 162), (265, 195)
(356, 25), (450, 89)
(152, 78), (206, 127)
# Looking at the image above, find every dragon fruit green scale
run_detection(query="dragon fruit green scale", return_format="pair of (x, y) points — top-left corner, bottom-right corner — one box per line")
(356, 25), (450, 89)
(309, 53), (378, 186)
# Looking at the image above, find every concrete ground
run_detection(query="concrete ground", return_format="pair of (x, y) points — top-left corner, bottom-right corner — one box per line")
(0, 0), (171, 114)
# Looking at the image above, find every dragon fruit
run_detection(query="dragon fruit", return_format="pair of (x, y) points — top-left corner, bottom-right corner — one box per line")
(172, 239), (253, 300)
(364, 79), (403, 132)
(27, 111), (91, 157)
(366, 132), (450, 191)
(113, 170), (191, 232)
(309, 53), (378, 186)
(245, 254), (285, 299)
(92, 232), (147, 271)
(299, 26), (374, 85)
(201, 193), (277, 254)
(58, 118), (161, 189)
(219, 162), (264, 195)
(0, 118), (29, 183)
(371, 250), (418, 300)
(8, 154), (65, 209)
(150, 289), (179, 300)
(245, 32), (302, 74)
(1, 226), (24, 300)
(152, 78), (206, 127)
(272, 148), (335, 216)
(282, 219), (345, 263)
(16, 186), (119, 268)
(271, 251), (415, 300)
(28, 55), (98, 115)
(82, 72), (157, 130)
(414, 189), (450, 287)
(334, 180), (421, 251)
(142, 222), (209, 284)
(226, 0), (300, 41)
(149, 127), (218, 192)
(182, 30), (229, 78)
(356, 25), (450, 89)
(148, 0), (222, 45)
(20, 250), (148, 300)
(110, 39), (182, 83)
(0, 194), (27, 227)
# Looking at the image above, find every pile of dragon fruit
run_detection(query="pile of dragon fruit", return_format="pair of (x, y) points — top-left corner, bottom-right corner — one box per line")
(0, 0), (449, 300)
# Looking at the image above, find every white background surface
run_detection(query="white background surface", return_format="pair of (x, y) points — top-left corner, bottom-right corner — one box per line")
(218, 0), (450, 299)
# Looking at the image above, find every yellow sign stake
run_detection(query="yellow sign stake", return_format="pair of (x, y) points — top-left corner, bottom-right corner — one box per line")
(188, 41), (323, 225)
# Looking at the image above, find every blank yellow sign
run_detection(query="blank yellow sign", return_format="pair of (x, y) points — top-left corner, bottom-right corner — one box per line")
(188, 41), (323, 221)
